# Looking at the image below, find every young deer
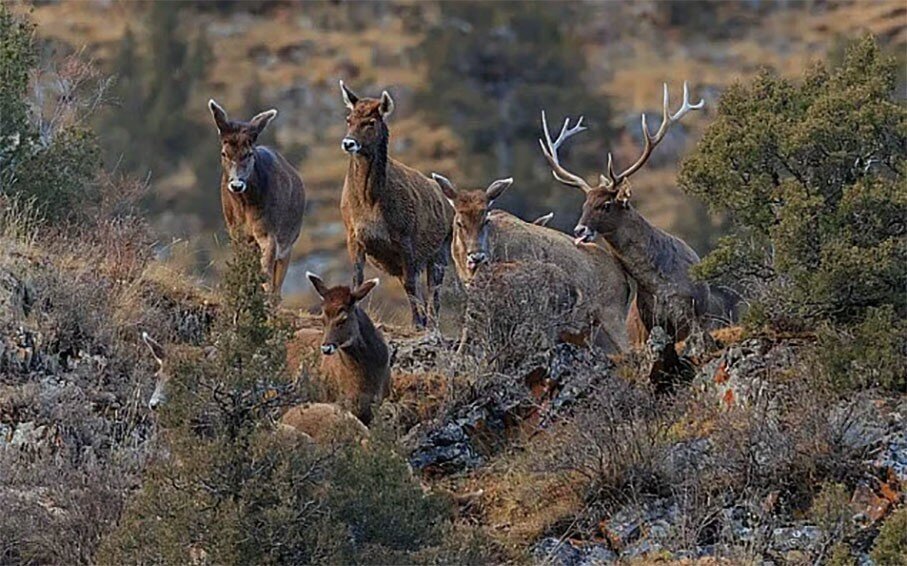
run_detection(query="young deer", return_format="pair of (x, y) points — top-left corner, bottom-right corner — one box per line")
(306, 271), (391, 426)
(539, 82), (738, 343)
(339, 82), (454, 328)
(208, 100), (306, 297)
(432, 174), (631, 353)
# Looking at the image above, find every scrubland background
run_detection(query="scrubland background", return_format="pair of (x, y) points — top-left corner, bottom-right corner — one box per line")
(1, 1), (905, 565)
(23, 0), (907, 316)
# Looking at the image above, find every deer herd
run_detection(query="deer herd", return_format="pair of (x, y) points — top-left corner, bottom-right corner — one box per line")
(144, 80), (739, 436)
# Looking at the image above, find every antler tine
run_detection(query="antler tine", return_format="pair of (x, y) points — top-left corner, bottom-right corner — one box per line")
(539, 110), (596, 193)
(611, 81), (705, 186)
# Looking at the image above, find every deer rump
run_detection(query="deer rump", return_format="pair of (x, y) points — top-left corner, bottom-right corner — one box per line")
(480, 210), (631, 353)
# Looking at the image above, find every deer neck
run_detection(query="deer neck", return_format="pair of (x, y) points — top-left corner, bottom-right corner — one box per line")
(339, 308), (388, 371)
(601, 207), (679, 295)
(346, 135), (389, 204)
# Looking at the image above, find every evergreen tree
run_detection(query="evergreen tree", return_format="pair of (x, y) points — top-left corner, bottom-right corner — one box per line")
(99, 240), (451, 563)
(679, 37), (906, 391)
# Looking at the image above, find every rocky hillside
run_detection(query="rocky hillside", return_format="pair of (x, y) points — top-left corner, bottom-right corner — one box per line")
(1, 217), (904, 564)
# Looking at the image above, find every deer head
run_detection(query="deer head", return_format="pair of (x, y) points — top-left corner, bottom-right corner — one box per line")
(539, 82), (704, 244)
(431, 173), (513, 280)
(142, 332), (169, 410)
(208, 99), (278, 193)
(339, 81), (394, 157)
(307, 271), (379, 355)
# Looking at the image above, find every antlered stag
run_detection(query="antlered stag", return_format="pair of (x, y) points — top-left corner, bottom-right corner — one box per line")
(539, 82), (738, 344)
(306, 271), (391, 426)
(339, 82), (454, 328)
(432, 174), (632, 353)
(208, 100), (306, 297)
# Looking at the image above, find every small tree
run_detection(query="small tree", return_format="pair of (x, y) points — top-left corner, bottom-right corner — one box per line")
(0, 6), (102, 222)
(99, 240), (451, 563)
(679, 37), (905, 390)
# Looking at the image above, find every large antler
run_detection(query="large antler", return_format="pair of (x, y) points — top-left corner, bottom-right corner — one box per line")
(607, 81), (704, 188)
(539, 111), (607, 194)
(540, 82), (704, 197)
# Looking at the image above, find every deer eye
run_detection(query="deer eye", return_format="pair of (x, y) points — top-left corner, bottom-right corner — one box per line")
(456, 219), (464, 228)
(221, 150), (227, 158)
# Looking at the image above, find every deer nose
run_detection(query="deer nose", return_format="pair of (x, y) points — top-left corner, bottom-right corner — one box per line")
(228, 179), (246, 193)
(573, 225), (595, 245)
(321, 343), (338, 355)
(341, 138), (360, 154)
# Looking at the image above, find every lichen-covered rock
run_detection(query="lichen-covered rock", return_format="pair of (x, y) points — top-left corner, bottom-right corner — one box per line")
(406, 342), (614, 474)
(533, 538), (617, 565)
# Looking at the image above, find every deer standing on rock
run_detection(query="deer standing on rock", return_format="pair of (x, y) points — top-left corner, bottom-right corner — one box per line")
(539, 82), (738, 346)
(432, 173), (632, 353)
(339, 82), (454, 328)
(208, 100), (306, 298)
(306, 272), (391, 426)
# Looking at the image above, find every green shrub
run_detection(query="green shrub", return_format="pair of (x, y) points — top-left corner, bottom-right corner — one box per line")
(809, 482), (854, 544)
(680, 36), (906, 331)
(815, 306), (906, 392)
(871, 507), (907, 565)
(680, 37), (906, 392)
(0, 6), (109, 224)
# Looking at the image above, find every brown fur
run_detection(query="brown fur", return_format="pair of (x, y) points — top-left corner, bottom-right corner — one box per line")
(209, 100), (306, 298)
(434, 175), (632, 353)
(307, 272), (391, 425)
(339, 83), (454, 328)
(626, 295), (650, 349)
(278, 402), (369, 444)
(577, 192), (738, 343)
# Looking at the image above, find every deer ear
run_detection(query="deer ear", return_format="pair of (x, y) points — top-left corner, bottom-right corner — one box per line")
(431, 173), (457, 206)
(141, 331), (165, 368)
(486, 177), (513, 203)
(306, 271), (330, 298)
(340, 80), (359, 110)
(208, 99), (230, 134)
(249, 108), (277, 135)
(351, 278), (379, 302)
(533, 212), (555, 227)
(379, 90), (395, 117)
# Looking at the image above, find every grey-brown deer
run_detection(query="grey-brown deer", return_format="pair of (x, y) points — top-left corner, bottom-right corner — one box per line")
(208, 100), (306, 298)
(539, 82), (738, 344)
(339, 82), (454, 328)
(432, 173), (632, 353)
(306, 271), (391, 426)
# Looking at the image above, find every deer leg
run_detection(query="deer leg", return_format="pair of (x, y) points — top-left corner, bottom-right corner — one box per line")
(260, 237), (278, 295)
(401, 266), (427, 329)
(273, 256), (290, 297)
(426, 247), (448, 327)
(348, 241), (366, 287)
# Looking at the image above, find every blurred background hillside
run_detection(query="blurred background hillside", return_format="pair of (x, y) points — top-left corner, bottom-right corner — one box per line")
(20, 0), (906, 314)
